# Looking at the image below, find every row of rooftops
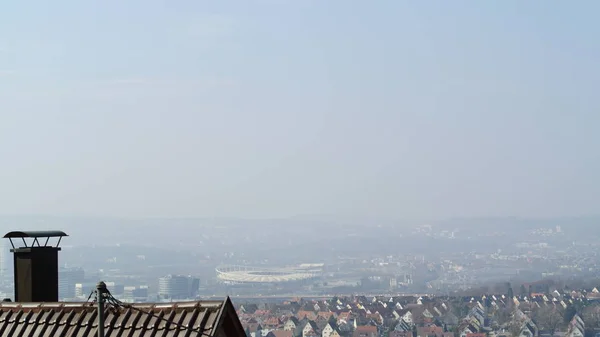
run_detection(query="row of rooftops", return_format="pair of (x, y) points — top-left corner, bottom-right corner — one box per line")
(234, 290), (600, 337)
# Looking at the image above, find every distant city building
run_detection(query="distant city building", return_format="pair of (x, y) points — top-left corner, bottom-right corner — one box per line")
(158, 275), (200, 300)
(75, 282), (96, 298)
(106, 282), (125, 295)
(58, 267), (85, 299)
(123, 285), (149, 302)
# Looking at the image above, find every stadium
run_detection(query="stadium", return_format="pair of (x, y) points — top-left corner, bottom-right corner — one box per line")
(215, 264), (323, 284)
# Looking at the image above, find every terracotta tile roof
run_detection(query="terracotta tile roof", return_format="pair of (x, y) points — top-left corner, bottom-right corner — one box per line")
(263, 316), (282, 327)
(353, 325), (378, 337)
(0, 298), (245, 337)
(244, 323), (263, 333)
(417, 326), (443, 336)
(318, 312), (335, 319)
(296, 310), (317, 320)
(271, 330), (294, 337)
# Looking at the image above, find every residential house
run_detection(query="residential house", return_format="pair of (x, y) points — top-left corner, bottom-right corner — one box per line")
(422, 309), (434, 320)
(264, 316), (283, 329)
(566, 315), (584, 337)
(330, 328), (344, 337)
(301, 321), (321, 337)
(322, 322), (340, 337)
(256, 310), (272, 317)
(519, 321), (538, 337)
(245, 323), (264, 337)
(268, 331), (294, 337)
(366, 312), (384, 326)
(298, 311), (318, 321)
(353, 326), (378, 337)
(317, 316), (335, 329)
(469, 307), (486, 327)
(400, 310), (414, 326)
(338, 320), (356, 337)
(394, 320), (412, 333)
(285, 317), (301, 332)
(417, 326), (443, 337)
(338, 312), (353, 325)
(459, 322), (480, 337)
(319, 312), (336, 321)
(394, 310), (414, 333)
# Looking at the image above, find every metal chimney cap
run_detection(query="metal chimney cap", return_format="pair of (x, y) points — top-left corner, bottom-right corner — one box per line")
(3, 230), (68, 238)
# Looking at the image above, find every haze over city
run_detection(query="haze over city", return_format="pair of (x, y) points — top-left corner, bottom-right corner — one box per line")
(1, 1), (599, 220)
(2, 3), (600, 337)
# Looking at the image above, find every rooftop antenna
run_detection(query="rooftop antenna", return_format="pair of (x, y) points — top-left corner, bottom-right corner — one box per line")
(97, 281), (107, 337)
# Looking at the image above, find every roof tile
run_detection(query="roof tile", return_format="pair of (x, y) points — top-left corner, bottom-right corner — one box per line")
(0, 299), (243, 337)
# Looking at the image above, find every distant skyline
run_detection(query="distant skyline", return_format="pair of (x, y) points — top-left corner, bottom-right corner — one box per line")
(1, 1), (599, 219)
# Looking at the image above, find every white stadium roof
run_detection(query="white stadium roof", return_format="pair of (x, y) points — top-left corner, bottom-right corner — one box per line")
(215, 265), (322, 284)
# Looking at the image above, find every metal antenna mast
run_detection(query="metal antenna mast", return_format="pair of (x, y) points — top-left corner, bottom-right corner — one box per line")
(87, 281), (214, 337)
(96, 281), (107, 337)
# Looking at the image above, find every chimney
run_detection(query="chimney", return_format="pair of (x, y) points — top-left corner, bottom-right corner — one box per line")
(3, 230), (68, 302)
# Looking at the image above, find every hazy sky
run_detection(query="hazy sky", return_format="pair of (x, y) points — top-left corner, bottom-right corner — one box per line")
(0, 1), (598, 219)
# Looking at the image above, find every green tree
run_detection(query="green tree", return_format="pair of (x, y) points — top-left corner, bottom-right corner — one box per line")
(564, 305), (577, 324)
(532, 305), (562, 336)
(495, 307), (513, 326)
(506, 317), (524, 337)
(520, 285), (528, 297)
(582, 305), (600, 329)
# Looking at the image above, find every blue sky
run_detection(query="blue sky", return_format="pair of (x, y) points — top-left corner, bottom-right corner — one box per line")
(0, 1), (598, 219)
